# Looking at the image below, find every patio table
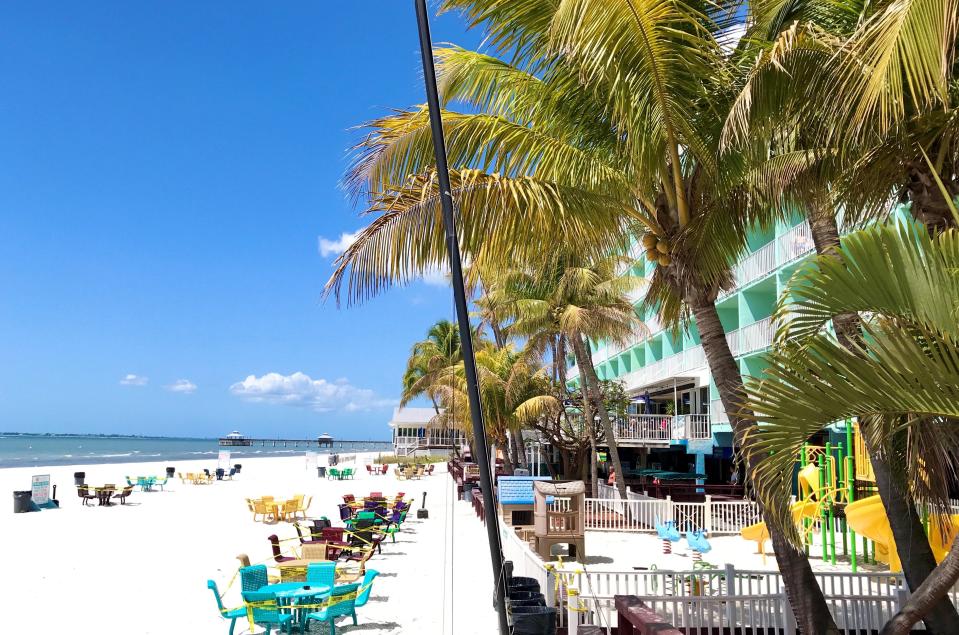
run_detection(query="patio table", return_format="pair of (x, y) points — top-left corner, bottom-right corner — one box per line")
(259, 583), (332, 631)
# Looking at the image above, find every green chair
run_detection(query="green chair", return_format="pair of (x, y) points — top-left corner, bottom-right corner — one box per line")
(241, 591), (294, 634)
(305, 583), (360, 634)
(328, 468), (340, 480)
(207, 580), (246, 635)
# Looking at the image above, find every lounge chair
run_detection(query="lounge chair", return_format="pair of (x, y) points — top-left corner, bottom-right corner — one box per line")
(241, 591), (294, 634)
(304, 583), (360, 634)
(114, 485), (134, 504)
(208, 579), (246, 635)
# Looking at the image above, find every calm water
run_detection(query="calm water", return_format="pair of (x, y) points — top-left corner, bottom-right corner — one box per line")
(0, 435), (392, 469)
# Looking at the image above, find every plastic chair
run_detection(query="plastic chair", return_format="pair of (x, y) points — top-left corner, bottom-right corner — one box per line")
(353, 569), (379, 610)
(241, 591), (294, 634)
(208, 579), (246, 635)
(305, 583), (360, 634)
(154, 476), (168, 491)
(267, 535), (296, 563)
(306, 561), (336, 589)
(239, 565), (269, 593)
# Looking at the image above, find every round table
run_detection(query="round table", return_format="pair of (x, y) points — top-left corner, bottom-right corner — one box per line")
(258, 583), (332, 630)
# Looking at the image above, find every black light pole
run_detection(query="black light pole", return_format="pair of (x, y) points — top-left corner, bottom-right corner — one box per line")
(413, 2), (509, 633)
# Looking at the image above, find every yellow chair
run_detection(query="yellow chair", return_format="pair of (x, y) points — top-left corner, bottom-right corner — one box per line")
(252, 498), (275, 522)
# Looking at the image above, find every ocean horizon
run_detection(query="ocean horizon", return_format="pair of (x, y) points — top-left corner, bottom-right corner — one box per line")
(0, 433), (392, 469)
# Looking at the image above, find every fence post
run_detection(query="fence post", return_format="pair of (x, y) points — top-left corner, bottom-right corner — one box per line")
(666, 495), (673, 523)
(545, 566), (557, 609)
(781, 587), (798, 634)
(704, 495), (712, 534)
(724, 571), (736, 628)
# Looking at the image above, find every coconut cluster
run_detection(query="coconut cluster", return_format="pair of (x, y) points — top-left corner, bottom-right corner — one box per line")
(641, 232), (672, 267)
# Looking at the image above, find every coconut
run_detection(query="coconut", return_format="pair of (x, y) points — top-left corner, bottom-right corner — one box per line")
(656, 240), (670, 254)
(645, 249), (659, 262)
(657, 253), (672, 267)
(641, 234), (658, 249)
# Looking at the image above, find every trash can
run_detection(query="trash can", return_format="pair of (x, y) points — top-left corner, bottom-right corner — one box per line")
(234, 464), (242, 474)
(73, 472), (85, 486)
(317, 466), (327, 478)
(13, 490), (33, 514)
(508, 590), (544, 603)
(165, 467), (175, 478)
(507, 577), (541, 593)
(215, 468), (225, 480)
(510, 606), (556, 635)
(508, 597), (546, 608)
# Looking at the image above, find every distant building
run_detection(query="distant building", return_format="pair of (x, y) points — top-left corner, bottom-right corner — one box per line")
(388, 407), (465, 458)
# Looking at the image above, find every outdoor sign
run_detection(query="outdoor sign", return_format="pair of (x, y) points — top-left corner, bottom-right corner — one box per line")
(31, 474), (50, 505)
(597, 451), (608, 463)
(218, 450), (231, 469)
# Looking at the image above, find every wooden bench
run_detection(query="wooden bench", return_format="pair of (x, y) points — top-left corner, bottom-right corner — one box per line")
(615, 595), (683, 635)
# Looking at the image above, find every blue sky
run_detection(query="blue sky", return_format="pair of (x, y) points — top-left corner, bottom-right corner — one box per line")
(0, 2), (483, 439)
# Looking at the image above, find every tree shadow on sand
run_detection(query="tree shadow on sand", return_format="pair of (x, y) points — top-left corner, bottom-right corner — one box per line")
(332, 621), (401, 633)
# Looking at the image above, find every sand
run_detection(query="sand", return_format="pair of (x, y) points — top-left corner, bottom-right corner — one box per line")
(0, 454), (498, 634)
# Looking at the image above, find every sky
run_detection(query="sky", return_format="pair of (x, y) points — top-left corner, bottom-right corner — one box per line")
(0, 2), (485, 439)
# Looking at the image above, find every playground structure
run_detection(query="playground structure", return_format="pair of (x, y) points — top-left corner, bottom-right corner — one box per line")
(741, 420), (959, 573)
(497, 475), (551, 527)
(533, 480), (586, 562)
(656, 519), (680, 554)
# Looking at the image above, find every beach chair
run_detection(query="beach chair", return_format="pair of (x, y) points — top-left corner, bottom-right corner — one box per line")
(414, 467), (425, 479)
(77, 486), (97, 506)
(114, 485), (134, 504)
(241, 591), (295, 634)
(253, 499), (276, 523)
(393, 467), (404, 480)
(304, 583), (360, 634)
(153, 476), (167, 491)
(301, 542), (331, 560)
(427, 464), (435, 475)
(279, 499), (299, 522)
(328, 468), (340, 480)
(125, 477), (136, 487)
(208, 579), (246, 635)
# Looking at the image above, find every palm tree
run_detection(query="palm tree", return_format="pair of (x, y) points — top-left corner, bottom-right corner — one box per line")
(498, 253), (644, 500)
(433, 342), (561, 472)
(401, 320), (462, 412)
(325, 4), (837, 629)
(723, 3), (959, 629)
(742, 219), (959, 634)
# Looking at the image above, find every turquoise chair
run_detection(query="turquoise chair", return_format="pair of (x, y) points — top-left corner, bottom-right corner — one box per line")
(154, 476), (168, 491)
(305, 583), (359, 634)
(207, 580), (246, 635)
(239, 565), (268, 593)
(306, 561), (336, 589)
(353, 569), (379, 612)
(241, 591), (294, 634)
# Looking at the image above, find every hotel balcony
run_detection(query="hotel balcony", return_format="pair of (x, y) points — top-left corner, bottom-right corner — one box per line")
(612, 413), (713, 446)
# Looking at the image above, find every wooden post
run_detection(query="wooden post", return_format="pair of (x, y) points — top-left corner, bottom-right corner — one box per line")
(704, 495), (712, 534)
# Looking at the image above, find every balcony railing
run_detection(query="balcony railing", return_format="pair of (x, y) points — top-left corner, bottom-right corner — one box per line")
(614, 413), (712, 443)
(619, 345), (706, 391)
(726, 316), (774, 357)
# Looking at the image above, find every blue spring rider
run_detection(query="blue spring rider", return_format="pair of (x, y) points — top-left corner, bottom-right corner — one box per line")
(656, 518), (681, 554)
(686, 529), (712, 563)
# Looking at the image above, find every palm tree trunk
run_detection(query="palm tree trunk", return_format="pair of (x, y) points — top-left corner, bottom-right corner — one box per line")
(512, 428), (528, 470)
(571, 334), (629, 500)
(809, 212), (959, 634)
(882, 535), (959, 635)
(557, 334), (568, 386)
(576, 374), (599, 497)
(690, 299), (839, 635)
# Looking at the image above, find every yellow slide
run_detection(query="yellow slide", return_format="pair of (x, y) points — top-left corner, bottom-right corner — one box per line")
(845, 494), (959, 573)
(741, 499), (821, 560)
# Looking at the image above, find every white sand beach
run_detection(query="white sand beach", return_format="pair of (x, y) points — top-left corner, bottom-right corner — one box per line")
(0, 454), (498, 634)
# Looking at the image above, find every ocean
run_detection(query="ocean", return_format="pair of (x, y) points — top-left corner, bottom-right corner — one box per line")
(0, 435), (393, 469)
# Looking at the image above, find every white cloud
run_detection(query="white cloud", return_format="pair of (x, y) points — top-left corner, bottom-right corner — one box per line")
(419, 265), (450, 287)
(120, 374), (148, 386)
(230, 371), (397, 412)
(318, 231), (359, 258)
(718, 22), (747, 53)
(166, 379), (197, 394)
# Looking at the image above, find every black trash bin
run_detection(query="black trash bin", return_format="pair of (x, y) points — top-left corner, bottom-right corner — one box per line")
(507, 577), (541, 593)
(13, 490), (33, 514)
(509, 597), (546, 608)
(166, 467), (175, 478)
(510, 606), (556, 635)
(234, 464), (242, 474)
(215, 468), (225, 480)
(508, 590), (544, 602)
(73, 472), (85, 486)
(317, 466), (327, 478)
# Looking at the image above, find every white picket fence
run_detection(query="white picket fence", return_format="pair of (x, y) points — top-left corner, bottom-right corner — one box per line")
(586, 484), (761, 534)
(562, 565), (958, 634)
